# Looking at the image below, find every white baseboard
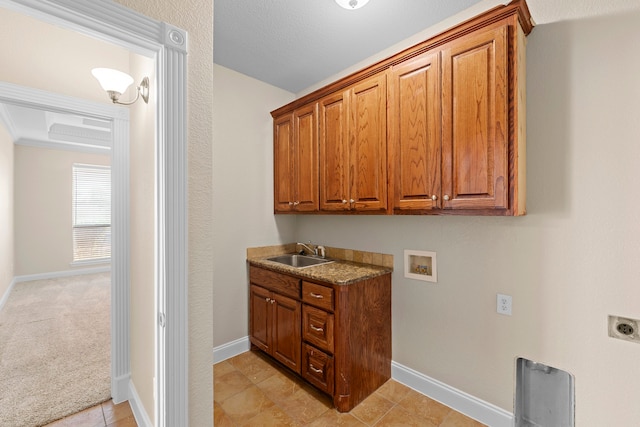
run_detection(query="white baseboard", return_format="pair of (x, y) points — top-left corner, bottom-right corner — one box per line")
(213, 336), (250, 363)
(392, 361), (514, 427)
(112, 373), (131, 404)
(13, 266), (111, 284)
(0, 277), (17, 312)
(212, 337), (514, 427)
(128, 380), (153, 427)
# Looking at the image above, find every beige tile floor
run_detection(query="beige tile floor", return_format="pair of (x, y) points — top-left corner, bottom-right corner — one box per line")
(44, 400), (137, 427)
(215, 350), (486, 427)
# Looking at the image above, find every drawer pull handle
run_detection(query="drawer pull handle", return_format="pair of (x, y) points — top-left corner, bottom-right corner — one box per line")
(310, 324), (324, 332)
(310, 364), (323, 374)
(310, 292), (324, 299)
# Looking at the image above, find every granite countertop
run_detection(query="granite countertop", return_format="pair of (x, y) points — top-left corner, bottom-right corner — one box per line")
(248, 255), (392, 285)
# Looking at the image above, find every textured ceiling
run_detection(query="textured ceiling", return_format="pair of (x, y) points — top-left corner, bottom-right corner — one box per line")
(214, 0), (482, 93)
(214, 0), (640, 94)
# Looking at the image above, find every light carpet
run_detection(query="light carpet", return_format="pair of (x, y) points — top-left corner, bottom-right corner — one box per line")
(0, 273), (111, 427)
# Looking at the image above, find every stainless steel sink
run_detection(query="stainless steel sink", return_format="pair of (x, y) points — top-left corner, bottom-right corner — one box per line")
(267, 254), (333, 268)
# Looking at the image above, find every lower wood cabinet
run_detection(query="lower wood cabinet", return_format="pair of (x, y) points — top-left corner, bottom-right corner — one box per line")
(302, 343), (334, 394)
(249, 265), (391, 412)
(249, 283), (301, 374)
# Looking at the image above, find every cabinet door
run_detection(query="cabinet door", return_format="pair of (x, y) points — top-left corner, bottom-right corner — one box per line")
(249, 284), (271, 353)
(349, 73), (388, 211)
(319, 91), (350, 211)
(271, 292), (302, 374)
(441, 25), (508, 210)
(273, 113), (294, 212)
(389, 51), (441, 211)
(293, 104), (319, 212)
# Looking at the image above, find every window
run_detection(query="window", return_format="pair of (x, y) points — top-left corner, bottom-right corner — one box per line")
(72, 164), (111, 263)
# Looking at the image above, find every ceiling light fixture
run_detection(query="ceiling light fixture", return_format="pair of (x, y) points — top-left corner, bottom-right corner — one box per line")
(91, 68), (149, 105)
(335, 0), (370, 10)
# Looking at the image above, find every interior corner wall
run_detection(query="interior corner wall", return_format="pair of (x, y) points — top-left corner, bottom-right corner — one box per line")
(14, 145), (110, 276)
(212, 64), (296, 347)
(0, 122), (14, 300)
(293, 10), (640, 426)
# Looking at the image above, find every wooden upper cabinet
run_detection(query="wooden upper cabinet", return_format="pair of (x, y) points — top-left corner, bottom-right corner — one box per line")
(349, 74), (388, 211)
(319, 91), (349, 211)
(272, 1), (531, 216)
(441, 25), (508, 211)
(319, 73), (387, 212)
(389, 51), (442, 212)
(274, 114), (294, 212)
(273, 104), (319, 213)
(294, 104), (319, 212)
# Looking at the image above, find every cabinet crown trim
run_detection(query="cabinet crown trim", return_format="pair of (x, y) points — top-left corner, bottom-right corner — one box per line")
(270, 0), (533, 118)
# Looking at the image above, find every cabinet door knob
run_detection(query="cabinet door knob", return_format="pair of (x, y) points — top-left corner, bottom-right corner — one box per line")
(265, 297), (270, 302)
(288, 202), (294, 206)
(443, 195), (450, 201)
(293, 201), (300, 206)
(431, 195), (437, 201)
(349, 199), (355, 204)
(342, 199), (347, 204)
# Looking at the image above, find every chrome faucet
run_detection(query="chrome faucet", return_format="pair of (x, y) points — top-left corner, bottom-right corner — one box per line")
(297, 242), (317, 256)
(296, 241), (325, 258)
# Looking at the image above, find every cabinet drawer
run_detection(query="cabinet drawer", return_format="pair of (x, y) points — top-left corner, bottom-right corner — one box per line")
(302, 281), (333, 311)
(302, 343), (334, 395)
(303, 304), (334, 353)
(250, 266), (300, 298)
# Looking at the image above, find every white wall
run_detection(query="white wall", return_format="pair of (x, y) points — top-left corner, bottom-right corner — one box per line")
(294, 11), (640, 426)
(0, 122), (13, 300)
(13, 145), (110, 276)
(212, 64), (296, 346)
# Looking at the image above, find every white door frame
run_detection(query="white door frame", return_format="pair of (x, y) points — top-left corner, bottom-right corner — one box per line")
(0, 79), (131, 398)
(0, 1), (189, 426)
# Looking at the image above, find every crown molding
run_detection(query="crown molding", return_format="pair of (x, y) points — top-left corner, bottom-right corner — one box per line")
(14, 137), (111, 155)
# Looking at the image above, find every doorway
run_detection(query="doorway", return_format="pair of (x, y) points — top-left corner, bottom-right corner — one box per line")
(0, 82), (130, 422)
(0, 1), (190, 425)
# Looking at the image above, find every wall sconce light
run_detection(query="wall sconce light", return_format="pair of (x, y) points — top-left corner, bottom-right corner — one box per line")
(335, 0), (370, 10)
(91, 68), (149, 105)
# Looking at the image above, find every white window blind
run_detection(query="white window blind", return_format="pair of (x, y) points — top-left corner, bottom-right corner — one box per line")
(72, 164), (111, 262)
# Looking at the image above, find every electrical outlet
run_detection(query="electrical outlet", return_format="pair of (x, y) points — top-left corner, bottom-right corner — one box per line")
(497, 294), (512, 316)
(608, 315), (640, 344)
